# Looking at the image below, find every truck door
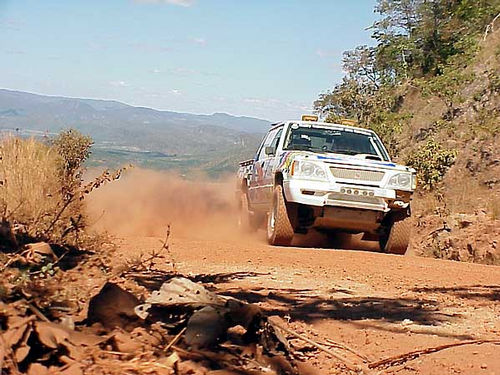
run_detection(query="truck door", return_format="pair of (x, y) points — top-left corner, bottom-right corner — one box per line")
(248, 127), (280, 207)
(261, 127), (283, 208)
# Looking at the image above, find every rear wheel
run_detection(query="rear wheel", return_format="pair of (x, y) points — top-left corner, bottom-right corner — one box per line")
(267, 185), (294, 246)
(238, 192), (258, 232)
(380, 217), (411, 255)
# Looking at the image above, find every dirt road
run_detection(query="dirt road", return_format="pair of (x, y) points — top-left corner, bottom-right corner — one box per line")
(116, 233), (500, 375)
(87, 170), (499, 374)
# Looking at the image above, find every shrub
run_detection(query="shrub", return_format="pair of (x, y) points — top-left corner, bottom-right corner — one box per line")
(52, 129), (93, 181)
(406, 139), (457, 190)
(0, 130), (93, 247)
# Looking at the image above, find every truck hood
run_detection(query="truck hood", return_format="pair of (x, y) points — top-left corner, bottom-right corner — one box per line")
(283, 151), (415, 173)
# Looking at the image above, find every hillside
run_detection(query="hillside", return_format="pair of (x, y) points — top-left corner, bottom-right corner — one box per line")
(404, 28), (500, 264)
(315, 1), (500, 264)
(0, 89), (269, 174)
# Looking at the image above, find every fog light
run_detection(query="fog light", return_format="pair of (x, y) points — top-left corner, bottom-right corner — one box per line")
(341, 188), (346, 193)
(347, 189), (352, 194)
(354, 190), (359, 195)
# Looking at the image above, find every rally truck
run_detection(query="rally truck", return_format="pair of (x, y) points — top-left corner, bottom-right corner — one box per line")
(236, 115), (417, 254)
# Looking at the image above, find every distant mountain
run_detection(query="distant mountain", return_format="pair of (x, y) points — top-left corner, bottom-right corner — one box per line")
(0, 89), (271, 173)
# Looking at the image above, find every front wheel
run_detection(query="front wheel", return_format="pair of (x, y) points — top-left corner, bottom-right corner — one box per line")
(267, 185), (294, 246)
(380, 217), (411, 255)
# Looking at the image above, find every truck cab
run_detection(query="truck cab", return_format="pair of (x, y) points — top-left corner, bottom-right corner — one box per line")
(237, 116), (416, 254)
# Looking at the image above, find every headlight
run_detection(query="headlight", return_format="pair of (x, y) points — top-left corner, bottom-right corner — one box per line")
(386, 173), (413, 190)
(291, 160), (328, 181)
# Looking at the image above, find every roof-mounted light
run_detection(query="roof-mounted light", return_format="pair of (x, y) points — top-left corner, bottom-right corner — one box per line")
(301, 114), (318, 122)
(339, 118), (357, 126)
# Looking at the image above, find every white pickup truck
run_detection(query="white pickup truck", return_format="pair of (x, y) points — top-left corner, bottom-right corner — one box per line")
(237, 116), (416, 254)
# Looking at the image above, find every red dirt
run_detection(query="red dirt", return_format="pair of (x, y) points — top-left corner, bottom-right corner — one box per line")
(86, 170), (500, 375)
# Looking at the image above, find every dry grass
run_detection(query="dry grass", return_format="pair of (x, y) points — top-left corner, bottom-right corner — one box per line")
(0, 136), (81, 244)
(444, 178), (488, 214)
(487, 196), (500, 220)
(412, 192), (443, 216)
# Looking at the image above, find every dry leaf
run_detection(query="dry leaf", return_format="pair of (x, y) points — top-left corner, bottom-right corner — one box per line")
(160, 351), (180, 368)
(60, 363), (83, 375)
(3, 316), (34, 348)
(27, 363), (49, 375)
(136, 277), (226, 320)
(35, 322), (70, 349)
(185, 306), (228, 348)
(87, 282), (140, 329)
(15, 344), (30, 363)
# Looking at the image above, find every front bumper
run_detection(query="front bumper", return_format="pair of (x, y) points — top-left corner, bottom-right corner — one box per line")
(283, 178), (404, 212)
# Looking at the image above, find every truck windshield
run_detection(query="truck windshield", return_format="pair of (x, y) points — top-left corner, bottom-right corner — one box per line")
(283, 125), (389, 161)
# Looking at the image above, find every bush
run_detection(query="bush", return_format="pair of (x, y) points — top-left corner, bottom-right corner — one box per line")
(406, 139), (457, 190)
(52, 129), (93, 181)
(0, 130), (93, 247)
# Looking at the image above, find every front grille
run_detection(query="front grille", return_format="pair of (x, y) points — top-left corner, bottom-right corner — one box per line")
(328, 192), (380, 205)
(330, 167), (384, 182)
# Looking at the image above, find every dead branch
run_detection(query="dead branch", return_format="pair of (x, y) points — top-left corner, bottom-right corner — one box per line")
(269, 318), (373, 374)
(160, 224), (176, 273)
(45, 194), (75, 235)
(80, 165), (132, 200)
(22, 300), (50, 322)
(325, 338), (372, 362)
(164, 326), (186, 353)
(369, 339), (500, 369)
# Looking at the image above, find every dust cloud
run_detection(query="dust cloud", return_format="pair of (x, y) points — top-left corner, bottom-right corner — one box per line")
(86, 169), (245, 240)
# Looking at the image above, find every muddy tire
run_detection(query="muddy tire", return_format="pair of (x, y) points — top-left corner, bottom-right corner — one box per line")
(381, 217), (411, 255)
(238, 192), (258, 232)
(267, 185), (294, 246)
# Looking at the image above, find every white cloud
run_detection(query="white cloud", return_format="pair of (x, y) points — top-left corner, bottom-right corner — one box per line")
(109, 80), (130, 87)
(129, 42), (171, 53)
(0, 18), (23, 31)
(169, 89), (181, 95)
(191, 37), (206, 46)
(242, 97), (311, 115)
(3, 49), (25, 55)
(134, 0), (195, 7)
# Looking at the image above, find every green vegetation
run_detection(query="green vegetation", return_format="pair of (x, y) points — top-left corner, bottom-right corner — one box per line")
(53, 129), (93, 180)
(406, 139), (457, 190)
(315, 0), (500, 189)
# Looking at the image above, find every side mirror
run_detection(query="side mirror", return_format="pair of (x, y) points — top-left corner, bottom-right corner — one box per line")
(264, 146), (275, 156)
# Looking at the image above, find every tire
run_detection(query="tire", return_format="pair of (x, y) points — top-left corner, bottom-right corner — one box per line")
(238, 192), (259, 232)
(267, 185), (294, 246)
(380, 217), (411, 255)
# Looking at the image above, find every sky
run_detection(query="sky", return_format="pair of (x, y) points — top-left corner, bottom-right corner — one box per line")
(0, 0), (378, 121)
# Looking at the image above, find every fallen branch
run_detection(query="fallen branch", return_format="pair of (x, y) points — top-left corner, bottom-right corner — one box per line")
(23, 300), (50, 322)
(269, 318), (373, 374)
(369, 339), (500, 369)
(164, 327), (186, 353)
(325, 338), (372, 362)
